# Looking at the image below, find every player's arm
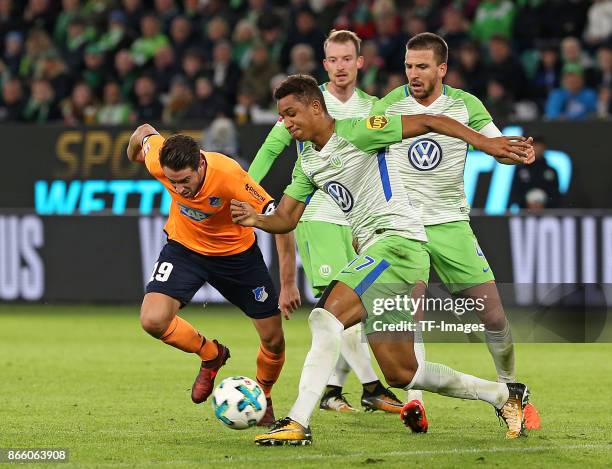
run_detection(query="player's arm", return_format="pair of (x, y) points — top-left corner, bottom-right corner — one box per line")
(248, 121), (293, 183)
(127, 123), (159, 164)
(275, 232), (301, 319)
(233, 155), (313, 232)
(479, 122), (535, 165)
(231, 195), (305, 233)
(401, 114), (531, 163)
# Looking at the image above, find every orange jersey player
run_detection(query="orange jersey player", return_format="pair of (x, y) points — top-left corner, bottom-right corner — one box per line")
(127, 123), (284, 426)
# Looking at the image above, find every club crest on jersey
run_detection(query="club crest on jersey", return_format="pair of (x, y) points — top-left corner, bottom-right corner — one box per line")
(324, 181), (354, 212)
(178, 203), (213, 221)
(208, 196), (222, 207)
(330, 154), (343, 168)
(252, 286), (268, 302)
(366, 115), (388, 130)
(408, 138), (443, 171)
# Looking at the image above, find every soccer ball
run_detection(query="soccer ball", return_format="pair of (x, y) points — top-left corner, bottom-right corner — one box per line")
(211, 376), (267, 430)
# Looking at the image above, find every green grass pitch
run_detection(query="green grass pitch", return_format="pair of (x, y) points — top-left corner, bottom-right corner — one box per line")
(1, 305), (611, 468)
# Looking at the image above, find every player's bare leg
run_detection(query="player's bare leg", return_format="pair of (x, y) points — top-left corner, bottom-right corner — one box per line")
(462, 281), (541, 430)
(251, 314), (286, 426)
(140, 292), (230, 403)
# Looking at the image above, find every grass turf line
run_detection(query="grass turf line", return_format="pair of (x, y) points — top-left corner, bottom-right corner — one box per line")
(1, 305), (611, 468)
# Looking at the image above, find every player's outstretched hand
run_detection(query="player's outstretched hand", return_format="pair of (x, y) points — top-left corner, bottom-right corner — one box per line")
(524, 137), (536, 164)
(279, 283), (301, 320)
(230, 199), (257, 226)
(478, 136), (532, 163)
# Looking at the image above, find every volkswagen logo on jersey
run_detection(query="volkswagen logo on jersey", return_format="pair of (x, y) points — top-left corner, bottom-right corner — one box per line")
(408, 138), (443, 171)
(324, 181), (354, 212)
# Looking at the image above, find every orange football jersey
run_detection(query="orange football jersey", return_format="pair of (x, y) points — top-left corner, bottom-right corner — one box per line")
(143, 134), (274, 256)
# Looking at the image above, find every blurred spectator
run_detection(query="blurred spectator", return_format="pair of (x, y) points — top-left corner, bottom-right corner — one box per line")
(62, 16), (91, 71)
(22, 78), (61, 122)
(162, 76), (193, 124)
(484, 79), (513, 122)
(318, 0), (344, 35)
(359, 40), (382, 96)
(183, 0), (202, 22)
(134, 75), (162, 121)
(0, 1), (23, 46)
(181, 48), (203, 87)
(169, 15), (197, 63)
(20, 28), (54, 79)
(234, 85), (277, 124)
(151, 45), (177, 94)
(560, 36), (596, 83)
(287, 43), (324, 82)
(202, 117), (242, 163)
(470, 0), (515, 43)
(257, 13), (284, 63)
(23, 0), (56, 35)
(0, 77), (24, 122)
(545, 64), (597, 120)
(113, 48), (137, 100)
(35, 50), (72, 102)
(81, 44), (107, 96)
(403, 15), (427, 40)
(336, 0), (376, 40)
(53, 0), (81, 47)
(185, 75), (231, 121)
(374, 8), (405, 73)
(281, 8), (326, 69)
(438, 7), (469, 55)
(583, 0), (612, 49)
(121, 0), (144, 34)
(203, 16), (231, 53)
(410, 0), (439, 27)
(131, 13), (169, 66)
(2, 30), (23, 76)
(382, 72), (404, 96)
(203, 40), (241, 108)
(97, 80), (133, 124)
(592, 46), (612, 89)
(532, 44), (563, 105)
(232, 19), (256, 70)
(61, 81), (98, 125)
(485, 35), (528, 100)
(240, 42), (281, 107)
(597, 86), (612, 117)
(510, 137), (561, 210)
(96, 10), (132, 55)
(154, 0), (179, 34)
(456, 40), (486, 97)
(444, 68), (466, 90)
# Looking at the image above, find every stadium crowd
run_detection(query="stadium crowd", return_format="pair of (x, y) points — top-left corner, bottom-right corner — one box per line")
(1, 0), (611, 125)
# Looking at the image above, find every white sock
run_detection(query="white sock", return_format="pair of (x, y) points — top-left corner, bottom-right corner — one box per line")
(406, 326), (425, 404)
(406, 361), (509, 409)
(327, 354), (350, 387)
(335, 323), (378, 385)
(485, 319), (515, 383)
(288, 308), (344, 427)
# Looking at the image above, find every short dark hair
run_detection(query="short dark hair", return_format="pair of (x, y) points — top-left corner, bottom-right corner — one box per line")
(324, 29), (362, 56)
(406, 32), (449, 65)
(159, 135), (200, 171)
(273, 74), (327, 112)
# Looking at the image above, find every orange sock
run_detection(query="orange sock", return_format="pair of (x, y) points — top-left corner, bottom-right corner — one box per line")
(160, 316), (219, 361)
(256, 345), (285, 397)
